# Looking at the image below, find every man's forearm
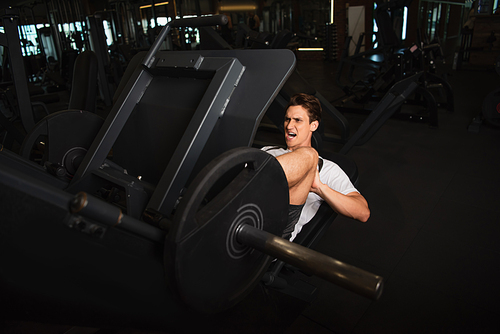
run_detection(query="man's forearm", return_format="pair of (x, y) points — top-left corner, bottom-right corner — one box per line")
(314, 184), (370, 222)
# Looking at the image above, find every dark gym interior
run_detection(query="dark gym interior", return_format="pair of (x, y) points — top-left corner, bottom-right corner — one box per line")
(1, 0), (499, 333)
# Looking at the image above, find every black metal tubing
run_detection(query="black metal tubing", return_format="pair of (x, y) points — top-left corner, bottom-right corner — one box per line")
(147, 56), (245, 216)
(0, 8), (35, 132)
(335, 36), (352, 88)
(142, 22), (171, 68)
(70, 64), (154, 184)
(142, 15), (228, 68)
(87, 15), (114, 106)
(0, 159), (72, 212)
(348, 33), (367, 84)
(237, 224), (383, 300)
(70, 192), (166, 243)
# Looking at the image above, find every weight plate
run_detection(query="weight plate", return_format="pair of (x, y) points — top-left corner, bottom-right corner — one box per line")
(20, 110), (104, 175)
(482, 88), (500, 128)
(165, 147), (289, 313)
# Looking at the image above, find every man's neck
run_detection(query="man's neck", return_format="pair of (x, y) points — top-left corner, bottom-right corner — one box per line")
(287, 143), (312, 152)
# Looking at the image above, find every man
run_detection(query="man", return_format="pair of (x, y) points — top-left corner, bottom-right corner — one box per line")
(263, 93), (370, 241)
(247, 12), (260, 31)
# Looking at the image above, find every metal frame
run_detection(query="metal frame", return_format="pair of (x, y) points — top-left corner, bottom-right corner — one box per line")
(147, 55), (245, 216)
(417, 0), (468, 42)
(70, 54), (244, 218)
(0, 8), (35, 132)
(87, 14), (115, 106)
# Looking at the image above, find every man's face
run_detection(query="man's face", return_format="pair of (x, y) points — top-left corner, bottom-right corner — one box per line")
(283, 105), (318, 151)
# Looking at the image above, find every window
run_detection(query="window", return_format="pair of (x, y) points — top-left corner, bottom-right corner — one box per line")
(18, 24), (45, 56)
(373, 3), (409, 48)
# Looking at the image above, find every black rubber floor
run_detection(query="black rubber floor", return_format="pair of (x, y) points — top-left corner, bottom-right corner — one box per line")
(283, 57), (500, 333)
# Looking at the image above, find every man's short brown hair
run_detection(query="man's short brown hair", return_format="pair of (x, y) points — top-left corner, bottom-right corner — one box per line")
(286, 93), (322, 123)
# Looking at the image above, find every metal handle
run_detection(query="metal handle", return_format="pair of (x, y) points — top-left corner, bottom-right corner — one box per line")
(171, 14), (228, 28)
(70, 192), (166, 243)
(237, 224), (384, 300)
(142, 14), (228, 68)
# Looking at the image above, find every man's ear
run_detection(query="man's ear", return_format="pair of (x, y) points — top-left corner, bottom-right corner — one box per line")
(310, 120), (319, 132)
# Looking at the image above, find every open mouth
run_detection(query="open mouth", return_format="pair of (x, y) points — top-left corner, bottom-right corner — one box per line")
(286, 132), (296, 140)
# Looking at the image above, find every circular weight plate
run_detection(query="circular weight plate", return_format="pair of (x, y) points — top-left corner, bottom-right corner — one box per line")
(165, 147), (289, 313)
(482, 88), (500, 128)
(20, 110), (104, 175)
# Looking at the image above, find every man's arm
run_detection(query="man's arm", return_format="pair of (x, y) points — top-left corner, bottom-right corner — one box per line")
(311, 169), (370, 222)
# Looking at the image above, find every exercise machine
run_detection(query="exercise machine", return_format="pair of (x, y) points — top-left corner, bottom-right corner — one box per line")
(0, 15), (382, 332)
(335, 40), (452, 128)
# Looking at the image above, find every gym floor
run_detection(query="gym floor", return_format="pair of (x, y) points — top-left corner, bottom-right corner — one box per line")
(282, 57), (500, 333)
(1, 56), (499, 334)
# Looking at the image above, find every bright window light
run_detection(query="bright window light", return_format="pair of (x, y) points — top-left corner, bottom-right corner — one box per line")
(402, 6), (408, 40)
(103, 20), (114, 46)
(373, 3), (378, 48)
(157, 17), (170, 26)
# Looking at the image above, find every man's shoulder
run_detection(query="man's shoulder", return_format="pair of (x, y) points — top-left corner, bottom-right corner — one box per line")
(318, 156), (350, 180)
(318, 155), (358, 193)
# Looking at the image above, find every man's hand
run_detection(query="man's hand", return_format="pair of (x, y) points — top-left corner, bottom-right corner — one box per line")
(310, 168), (323, 194)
